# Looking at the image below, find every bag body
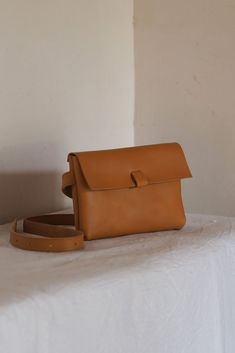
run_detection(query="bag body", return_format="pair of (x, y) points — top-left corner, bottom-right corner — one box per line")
(10, 142), (192, 251)
(65, 142), (192, 241)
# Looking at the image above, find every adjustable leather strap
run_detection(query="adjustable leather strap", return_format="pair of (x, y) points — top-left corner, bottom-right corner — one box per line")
(10, 171), (84, 252)
(10, 214), (84, 252)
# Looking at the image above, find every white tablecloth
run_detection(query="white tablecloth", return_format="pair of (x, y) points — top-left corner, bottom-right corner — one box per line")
(0, 213), (235, 353)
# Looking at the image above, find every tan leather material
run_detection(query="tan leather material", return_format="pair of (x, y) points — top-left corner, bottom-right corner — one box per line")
(10, 142), (192, 252)
(78, 180), (186, 240)
(131, 170), (148, 187)
(62, 171), (74, 198)
(10, 214), (84, 252)
(69, 142), (192, 241)
(69, 154), (81, 230)
(71, 143), (192, 190)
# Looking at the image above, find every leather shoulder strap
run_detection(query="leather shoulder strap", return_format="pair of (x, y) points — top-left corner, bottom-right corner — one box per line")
(62, 171), (74, 198)
(10, 170), (84, 252)
(10, 214), (84, 252)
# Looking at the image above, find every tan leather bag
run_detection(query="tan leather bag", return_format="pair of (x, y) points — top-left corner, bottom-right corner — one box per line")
(10, 143), (192, 252)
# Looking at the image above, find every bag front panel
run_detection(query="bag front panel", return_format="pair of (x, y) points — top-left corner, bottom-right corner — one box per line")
(78, 181), (186, 240)
(69, 143), (192, 240)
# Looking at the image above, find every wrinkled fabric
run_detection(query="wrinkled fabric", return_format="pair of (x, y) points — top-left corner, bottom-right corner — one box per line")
(0, 213), (235, 353)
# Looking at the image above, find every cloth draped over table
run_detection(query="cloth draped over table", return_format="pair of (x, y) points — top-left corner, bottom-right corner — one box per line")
(0, 213), (234, 353)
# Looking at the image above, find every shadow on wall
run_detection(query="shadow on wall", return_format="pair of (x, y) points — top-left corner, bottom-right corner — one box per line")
(0, 172), (70, 224)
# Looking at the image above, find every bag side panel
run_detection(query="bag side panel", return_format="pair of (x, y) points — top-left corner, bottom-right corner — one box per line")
(71, 153), (94, 233)
(68, 155), (82, 230)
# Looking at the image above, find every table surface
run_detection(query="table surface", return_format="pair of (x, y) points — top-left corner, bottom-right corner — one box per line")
(0, 213), (235, 353)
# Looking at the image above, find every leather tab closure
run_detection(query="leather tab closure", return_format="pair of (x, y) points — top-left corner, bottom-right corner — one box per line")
(131, 170), (148, 187)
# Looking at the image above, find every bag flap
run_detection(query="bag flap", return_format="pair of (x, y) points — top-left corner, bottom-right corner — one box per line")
(71, 143), (192, 190)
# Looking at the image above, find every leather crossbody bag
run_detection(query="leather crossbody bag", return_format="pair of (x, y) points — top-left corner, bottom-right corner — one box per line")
(10, 143), (192, 252)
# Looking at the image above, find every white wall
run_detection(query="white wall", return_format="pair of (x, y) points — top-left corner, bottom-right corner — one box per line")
(0, 0), (134, 223)
(134, 0), (235, 217)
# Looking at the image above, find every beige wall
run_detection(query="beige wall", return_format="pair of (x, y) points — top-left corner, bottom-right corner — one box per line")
(0, 0), (134, 223)
(1, 0), (234, 223)
(134, 0), (235, 216)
